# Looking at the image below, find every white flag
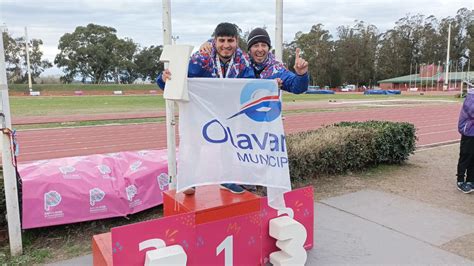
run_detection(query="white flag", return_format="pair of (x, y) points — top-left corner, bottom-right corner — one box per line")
(177, 78), (291, 210)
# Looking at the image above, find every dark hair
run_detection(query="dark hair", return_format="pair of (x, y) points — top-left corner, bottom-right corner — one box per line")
(212, 22), (239, 38)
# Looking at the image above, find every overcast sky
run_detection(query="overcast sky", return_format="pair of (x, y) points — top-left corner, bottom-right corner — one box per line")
(1, 0), (472, 76)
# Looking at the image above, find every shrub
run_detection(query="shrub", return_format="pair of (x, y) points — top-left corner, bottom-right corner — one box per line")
(334, 121), (417, 164)
(287, 126), (377, 180)
(287, 121), (417, 180)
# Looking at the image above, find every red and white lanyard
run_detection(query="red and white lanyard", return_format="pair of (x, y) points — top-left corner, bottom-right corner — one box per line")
(215, 54), (234, 78)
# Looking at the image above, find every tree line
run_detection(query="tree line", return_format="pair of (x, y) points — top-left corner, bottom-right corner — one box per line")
(2, 24), (164, 84)
(2, 7), (473, 86)
(283, 8), (473, 87)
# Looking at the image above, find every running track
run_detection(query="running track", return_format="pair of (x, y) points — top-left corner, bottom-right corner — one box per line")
(14, 103), (461, 163)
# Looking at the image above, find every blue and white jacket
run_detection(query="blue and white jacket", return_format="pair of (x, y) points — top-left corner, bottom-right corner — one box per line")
(252, 52), (309, 94)
(156, 46), (255, 89)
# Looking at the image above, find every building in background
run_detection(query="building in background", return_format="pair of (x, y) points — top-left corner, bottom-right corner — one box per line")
(378, 64), (473, 91)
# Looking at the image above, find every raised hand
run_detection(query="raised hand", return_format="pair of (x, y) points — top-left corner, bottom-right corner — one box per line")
(162, 69), (172, 82)
(275, 78), (283, 88)
(293, 48), (308, 75)
(199, 42), (212, 55)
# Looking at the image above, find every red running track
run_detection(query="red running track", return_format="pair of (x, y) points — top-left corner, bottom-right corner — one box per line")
(12, 112), (166, 125)
(15, 103), (462, 163)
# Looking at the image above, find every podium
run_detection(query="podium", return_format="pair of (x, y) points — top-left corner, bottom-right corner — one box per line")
(163, 185), (261, 224)
(92, 232), (112, 266)
(92, 185), (314, 265)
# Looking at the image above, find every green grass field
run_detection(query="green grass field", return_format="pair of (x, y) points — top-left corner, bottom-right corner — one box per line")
(10, 95), (165, 116)
(8, 92), (459, 117)
(8, 83), (158, 92)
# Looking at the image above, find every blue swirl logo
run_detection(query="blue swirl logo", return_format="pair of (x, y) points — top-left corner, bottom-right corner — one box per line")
(228, 81), (281, 122)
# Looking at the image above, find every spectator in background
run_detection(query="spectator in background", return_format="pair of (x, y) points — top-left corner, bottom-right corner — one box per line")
(456, 87), (474, 193)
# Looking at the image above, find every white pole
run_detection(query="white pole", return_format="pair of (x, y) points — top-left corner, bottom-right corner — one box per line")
(437, 61), (441, 91)
(431, 63), (434, 91)
(455, 60), (458, 91)
(460, 60), (464, 96)
(448, 61), (451, 90)
(468, 58), (471, 84)
(424, 64), (427, 91)
(162, 0), (177, 190)
(454, 60), (457, 90)
(413, 62), (418, 91)
(420, 64), (424, 91)
(425, 64), (429, 92)
(409, 61), (412, 89)
(420, 64), (423, 91)
(275, 0), (283, 62)
(414, 62), (418, 89)
(1, 29), (23, 256)
(24, 27), (32, 92)
(444, 24), (451, 90)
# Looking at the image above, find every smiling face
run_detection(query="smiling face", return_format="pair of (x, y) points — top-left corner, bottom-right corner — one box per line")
(249, 42), (270, 64)
(214, 36), (237, 62)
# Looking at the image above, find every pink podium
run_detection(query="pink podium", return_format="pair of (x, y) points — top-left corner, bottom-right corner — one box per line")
(92, 185), (314, 265)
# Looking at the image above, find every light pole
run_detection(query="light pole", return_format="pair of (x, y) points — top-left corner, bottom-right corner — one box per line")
(172, 35), (179, 45)
(437, 61), (441, 91)
(275, 0), (283, 61)
(444, 24), (451, 91)
(162, 0), (178, 190)
(24, 27), (32, 92)
(414, 62), (418, 90)
(409, 61), (412, 89)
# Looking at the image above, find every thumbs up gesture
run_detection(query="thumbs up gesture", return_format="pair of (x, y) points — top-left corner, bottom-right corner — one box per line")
(293, 48), (308, 75)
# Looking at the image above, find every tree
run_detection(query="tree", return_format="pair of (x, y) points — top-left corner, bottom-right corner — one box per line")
(419, 15), (443, 65)
(24, 39), (53, 82)
(452, 8), (474, 71)
(293, 24), (337, 86)
(466, 19), (474, 71)
(134, 45), (163, 82)
(114, 38), (138, 84)
(2, 30), (52, 84)
(334, 21), (379, 86)
(377, 30), (406, 80)
(376, 14), (425, 80)
(2, 31), (21, 83)
(55, 23), (138, 83)
(236, 25), (248, 52)
(282, 40), (297, 73)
